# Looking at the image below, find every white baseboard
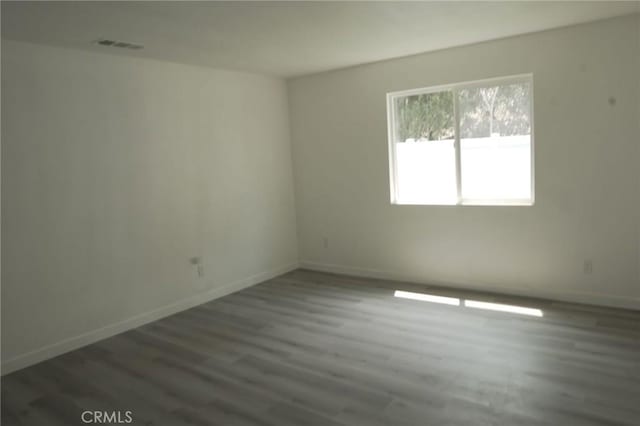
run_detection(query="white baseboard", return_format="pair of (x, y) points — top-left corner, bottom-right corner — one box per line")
(300, 260), (640, 311)
(1, 262), (299, 375)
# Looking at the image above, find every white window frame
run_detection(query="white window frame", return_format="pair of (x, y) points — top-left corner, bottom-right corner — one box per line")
(386, 74), (535, 206)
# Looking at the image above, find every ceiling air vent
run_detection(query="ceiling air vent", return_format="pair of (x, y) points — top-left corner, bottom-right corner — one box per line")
(94, 39), (144, 50)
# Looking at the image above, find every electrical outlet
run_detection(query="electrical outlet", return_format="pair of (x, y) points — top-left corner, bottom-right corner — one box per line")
(190, 257), (204, 278)
(583, 260), (593, 275)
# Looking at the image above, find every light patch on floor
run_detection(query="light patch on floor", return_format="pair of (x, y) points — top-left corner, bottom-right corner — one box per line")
(394, 290), (543, 317)
(393, 290), (461, 306)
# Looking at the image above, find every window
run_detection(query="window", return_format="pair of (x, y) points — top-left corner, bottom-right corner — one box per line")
(387, 75), (533, 205)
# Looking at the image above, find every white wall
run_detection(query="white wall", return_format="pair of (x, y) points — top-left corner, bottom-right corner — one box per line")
(1, 40), (298, 372)
(289, 15), (640, 309)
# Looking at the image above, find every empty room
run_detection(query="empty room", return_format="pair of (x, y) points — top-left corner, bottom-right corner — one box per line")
(1, 1), (639, 425)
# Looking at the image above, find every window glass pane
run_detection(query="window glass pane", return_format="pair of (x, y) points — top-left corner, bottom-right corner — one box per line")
(458, 81), (532, 201)
(393, 91), (457, 204)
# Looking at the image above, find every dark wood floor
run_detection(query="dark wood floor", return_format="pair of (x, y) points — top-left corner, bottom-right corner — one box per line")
(2, 269), (640, 426)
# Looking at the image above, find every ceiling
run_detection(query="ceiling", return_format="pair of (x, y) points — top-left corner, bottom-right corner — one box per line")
(2, 1), (639, 78)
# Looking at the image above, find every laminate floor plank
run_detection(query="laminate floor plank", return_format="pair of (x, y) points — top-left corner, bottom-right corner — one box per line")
(3, 269), (639, 425)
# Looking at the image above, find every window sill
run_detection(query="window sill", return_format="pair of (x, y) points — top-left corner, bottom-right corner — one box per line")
(392, 199), (534, 206)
